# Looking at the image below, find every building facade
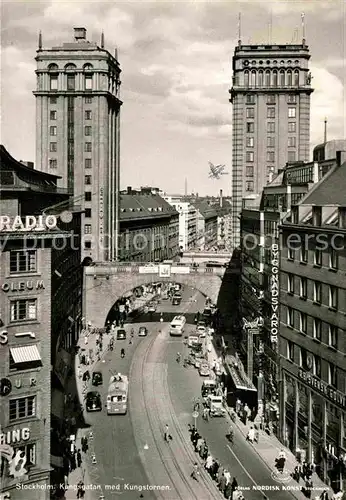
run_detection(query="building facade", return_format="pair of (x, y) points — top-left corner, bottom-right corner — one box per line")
(163, 196), (198, 251)
(118, 187), (179, 262)
(34, 27), (122, 261)
(230, 40), (314, 247)
(192, 200), (218, 251)
(279, 157), (346, 493)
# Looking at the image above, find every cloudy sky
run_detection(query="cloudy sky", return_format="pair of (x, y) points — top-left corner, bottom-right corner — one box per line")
(2, 0), (345, 195)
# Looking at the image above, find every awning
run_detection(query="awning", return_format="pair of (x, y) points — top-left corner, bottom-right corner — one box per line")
(10, 344), (41, 364)
(50, 454), (64, 468)
(51, 389), (65, 419)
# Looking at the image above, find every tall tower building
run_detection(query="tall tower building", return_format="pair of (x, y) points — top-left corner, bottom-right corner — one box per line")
(230, 40), (314, 247)
(34, 27), (122, 261)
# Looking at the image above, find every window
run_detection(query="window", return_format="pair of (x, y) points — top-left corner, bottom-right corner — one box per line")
(9, 396), (35, 421)
(329, 285), (337, 309)
(246, 151), (254, 162)
(329, 325), (338, 349)
(246, 122), (254, 133)
(84, 241), (92, 249)
(85, 142), (92, 152)
(13, 443), (36, 468)
(272, 70), (278, 86)
(85, 192), (92, 202)
(67, 74), (75, 90)
(258, 71), (263, 87)
(288, 122), (296, 132)
(288, 94), (297, 103)
(50, 142), (57, 152)
(329, 248), (338, 269)
(267, 107), (275, 118)
(267, 151), (275, 162)
(267, 94), (275, 104)
(280, 70), (285, 86)
(287, 341), (294, 361)
(287, 151), (296, 162)
(85, 75), (93, 90)
(245, 181), (254, 192)
(328, 363), (337, 388)
(246, 95), (255, 104)
(50, 96), (57, 104)
(50, 75), (58, 90)
(250, 70), (256, 86)
(85, 208), (92, 218)
(50, 110), (57, 120)
(267, 122), (275, 133)
(300, 241), (308, 263)
(287, 71), (292, 86)
(288, 137), (296, 147)
(10, 299), (37, 322)
(313, 355), (321, 377)
(85, 97), (92, 104)
(287, 307), (294, 327)
(314, 282), (322, 304)
(288, 107), (296, 118)
(246, 166), (254, 177)
(246, 108), (255, 119)
(84, 224), (92, 234)
(10, 250), (37, 274)
(85, 175), (92, 185)
(287, 274), (294, 294)
(49, 159), (57, 169)
(294, 70), (299, 86)
(85, 126), (92, 136)
(85, 110), (92, 120)
(267, 136), (275, 148)
(300, 277), (307, 299)
(85, 158), (92, 168)
(313, 319), (321, 340)
(246, 137), (254, 147)
(300, 312), (307, 334)
(314, 249), (322, 266)
(244, 71), (249, 87)
(49, 126), (57, 136)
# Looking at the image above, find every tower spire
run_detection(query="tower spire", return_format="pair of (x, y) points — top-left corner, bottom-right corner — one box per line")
(101, 31), (105, 49)
(38, 31), (42, 50)
(238, 13), (241, 46)
(301, 12), (306, 44)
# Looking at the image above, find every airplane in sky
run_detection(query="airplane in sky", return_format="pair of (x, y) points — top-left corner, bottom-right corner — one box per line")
(208, 162), (229, 179)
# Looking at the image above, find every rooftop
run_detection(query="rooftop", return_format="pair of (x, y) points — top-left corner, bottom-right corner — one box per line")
(120, 192), (178, 222)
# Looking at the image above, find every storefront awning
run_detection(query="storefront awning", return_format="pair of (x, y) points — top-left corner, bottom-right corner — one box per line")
(50, 454), (64, 468)
(10, 344), (41, 364)
(51, 389), (65, 419)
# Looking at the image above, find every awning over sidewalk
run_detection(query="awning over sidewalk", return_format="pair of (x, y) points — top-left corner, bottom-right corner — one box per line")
(10, 344), (41, 364)
(51, 388), (65, 419)
(50, 454), (64, 468)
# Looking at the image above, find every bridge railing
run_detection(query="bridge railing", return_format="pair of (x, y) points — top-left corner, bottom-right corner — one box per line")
(85, 262), (226, 276)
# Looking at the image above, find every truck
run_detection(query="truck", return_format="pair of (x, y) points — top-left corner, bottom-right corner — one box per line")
(206, 394), (226, 417)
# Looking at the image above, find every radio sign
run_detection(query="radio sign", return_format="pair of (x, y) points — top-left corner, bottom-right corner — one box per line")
(0, 215), (57, 232)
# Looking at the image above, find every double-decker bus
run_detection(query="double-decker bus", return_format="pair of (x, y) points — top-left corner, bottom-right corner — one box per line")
(106, 374), (129, 415)
(169, 315), (186, 336)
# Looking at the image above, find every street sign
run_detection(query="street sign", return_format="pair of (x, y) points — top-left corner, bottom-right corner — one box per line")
(192, 411), (199, 419)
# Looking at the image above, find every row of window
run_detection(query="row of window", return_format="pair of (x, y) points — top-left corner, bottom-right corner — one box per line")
(50, 142), (92, 152)
(287, 276), (339, 309)
(243, 69), (300, 88)
(246, 94), (297, 105)
(246, 106), (296, 119)
(286, 341), (338, 387)
(287, 244), (338, 269)
(245, 134), (296, 149)
(286, 308), (339, 346)
(50, 74), (93, 91)
(246, 120), (296, 133)
(50, 110), (92, 120)
(50, 96), (93, 105)
(50, 125), (92, 136)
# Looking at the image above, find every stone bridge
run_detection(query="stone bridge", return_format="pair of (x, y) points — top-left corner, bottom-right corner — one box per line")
(83, 263), (225, 328)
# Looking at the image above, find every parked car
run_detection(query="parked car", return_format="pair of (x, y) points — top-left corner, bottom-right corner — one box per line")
(147, 303), (157, 313)
(85, 391), (102, 412)
(92, 371), (103, 386)
(138, 326), (148, 337)
(116, 329), (126, 340)
(199, 361), (210, 377)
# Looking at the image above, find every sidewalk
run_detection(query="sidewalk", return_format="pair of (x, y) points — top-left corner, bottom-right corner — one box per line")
(206, 339), (332, 500)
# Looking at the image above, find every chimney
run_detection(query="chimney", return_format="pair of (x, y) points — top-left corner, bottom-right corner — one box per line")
(127, 186), (132, 194)
(219, 189), (223, 208)
(74, 27), (87, 41)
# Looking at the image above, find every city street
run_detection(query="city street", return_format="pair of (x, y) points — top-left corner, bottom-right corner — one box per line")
(81, 285), (308, 500)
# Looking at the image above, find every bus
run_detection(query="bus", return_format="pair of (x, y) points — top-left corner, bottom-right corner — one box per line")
(106, 374), (129, 415)
(169, 315), (186, 336)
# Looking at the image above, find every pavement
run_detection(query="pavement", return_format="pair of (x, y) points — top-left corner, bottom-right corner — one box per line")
(206, 339), (332, 500)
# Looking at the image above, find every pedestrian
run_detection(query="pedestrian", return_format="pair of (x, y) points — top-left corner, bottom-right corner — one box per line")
(164, 424), (172, 442)
(302, 478), (313, 498)
(205, 454), (213, 472)
(196, 437), (204, 454)
(224, 481), (233, 499)
(84, 335), (88, 345)
(191, 462), (199, 481)
(235, 399), (241, 415)
(77, 449), (82, 468)
(218, 472), (227, 494)
(247, 427), (255, 443)
(275, 449), (286, 473)
(224, 469), (231, 485)
(231, 477), (238, 492)
(77, 480), (85, 499)
(211, 459), (220, 480)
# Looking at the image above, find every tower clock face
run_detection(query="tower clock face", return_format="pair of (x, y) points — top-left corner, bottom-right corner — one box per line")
(0, 378), (12, 396)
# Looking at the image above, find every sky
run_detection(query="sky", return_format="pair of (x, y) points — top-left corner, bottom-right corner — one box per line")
(1, 0), (345, 196)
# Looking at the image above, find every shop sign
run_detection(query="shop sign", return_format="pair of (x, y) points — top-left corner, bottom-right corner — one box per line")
(0, 428), (30, 446)
(99, 188), (104, 242)
(1, 280), (45, 293)
(0, 215), (57, 232)
(139, 266), (158, 274)
(270, 244), (279, 345)
(298, 368), (346, 409)
(159, 264), (171, 278)
(0, 330), (8, 345)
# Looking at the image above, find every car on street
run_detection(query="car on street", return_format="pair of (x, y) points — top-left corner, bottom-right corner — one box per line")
(116, 329), (126, 340)
(196, 325), (207, 337)
(92, 371), (103, 386)
(201, 379), (217, 399)
(206, 394), (226, 417)
(85, 391), (102, 412)
(147, 302), (157, 313)
(138, 326), (148, 336)
(199, 361), (210, 377)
